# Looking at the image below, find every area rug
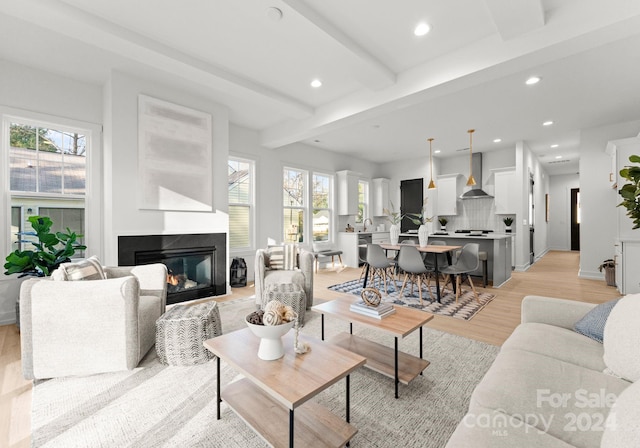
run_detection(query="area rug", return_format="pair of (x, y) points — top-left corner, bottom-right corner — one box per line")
(328, 278), (496, 320)
(31, 296), (499, 448)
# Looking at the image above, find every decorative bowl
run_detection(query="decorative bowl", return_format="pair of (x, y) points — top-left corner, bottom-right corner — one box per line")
(245, 315), (294, 360)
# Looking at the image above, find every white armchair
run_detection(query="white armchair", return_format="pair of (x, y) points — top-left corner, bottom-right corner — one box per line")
(255, 247), (314, 309)
(20, 263), (167, 379)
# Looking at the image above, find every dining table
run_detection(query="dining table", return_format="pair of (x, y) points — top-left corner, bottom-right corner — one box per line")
(363, 243), (462, 303)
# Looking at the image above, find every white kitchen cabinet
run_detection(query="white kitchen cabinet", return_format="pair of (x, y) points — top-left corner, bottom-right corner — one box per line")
(372, 178), (389, 217)
(371, 232), (388, 244)
(337, 170), (360, 216)
(436, 174), (463, 216)
(609, 134), (640, 293)
(493, 167), (517, 215)
(615, 240), (640, 294)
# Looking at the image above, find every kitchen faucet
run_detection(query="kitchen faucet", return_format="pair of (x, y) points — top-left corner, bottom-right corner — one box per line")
(363, 218), (373, 232)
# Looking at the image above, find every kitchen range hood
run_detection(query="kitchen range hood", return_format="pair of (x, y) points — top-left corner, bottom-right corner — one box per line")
(460, 152), (493, 199)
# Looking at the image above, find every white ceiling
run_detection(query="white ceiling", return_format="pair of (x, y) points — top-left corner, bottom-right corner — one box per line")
(2, 0), (640, 175)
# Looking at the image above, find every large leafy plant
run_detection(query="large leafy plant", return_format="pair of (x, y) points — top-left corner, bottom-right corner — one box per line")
(618, 155), (640, 229)
(4, 215), (86, 277)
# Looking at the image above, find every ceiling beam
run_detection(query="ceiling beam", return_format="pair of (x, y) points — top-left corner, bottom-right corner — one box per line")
(281, 0), (396, 90)
(0, 0), (313, 119)
(483, 0), (545, 40)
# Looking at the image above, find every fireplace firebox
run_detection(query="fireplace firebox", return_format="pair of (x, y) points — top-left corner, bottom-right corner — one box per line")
(118, 233), (226, 305)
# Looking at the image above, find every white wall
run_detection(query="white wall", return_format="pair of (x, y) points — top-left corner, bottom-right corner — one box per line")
(548, 174), (579, 251)
(102, 71), (230, 269)
(579, 119), (640, 279)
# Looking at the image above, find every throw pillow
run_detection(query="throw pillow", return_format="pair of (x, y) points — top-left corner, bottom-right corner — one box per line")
(53, 256), (107, 281)
(574, 297), (622, 343)
(603, 293), (640, 381)
(601, 380), (639, 448)
(266, 244), (297, 270)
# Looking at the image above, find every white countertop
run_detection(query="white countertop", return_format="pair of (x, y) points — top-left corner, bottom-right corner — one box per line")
(340, 230), (388, 235)
(428, 233), (513, 240)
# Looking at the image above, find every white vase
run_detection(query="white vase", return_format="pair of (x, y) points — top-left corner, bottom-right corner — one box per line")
(389, 224), (400, 245)
(418, 224), (429, 247)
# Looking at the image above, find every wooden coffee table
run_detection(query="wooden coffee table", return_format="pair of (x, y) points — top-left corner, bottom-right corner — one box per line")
(312, 295), (433, 398)
(204, 328), (365, 448)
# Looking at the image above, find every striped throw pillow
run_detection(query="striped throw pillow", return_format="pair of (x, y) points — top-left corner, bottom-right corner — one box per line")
(266, 244), (297, 270)
(54, 256), (107, 281)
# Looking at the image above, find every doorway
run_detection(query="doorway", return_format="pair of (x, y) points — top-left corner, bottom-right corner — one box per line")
(529, 174), (535, 265)
(400, 178), (423, 233)
(571, 188), (580, 251)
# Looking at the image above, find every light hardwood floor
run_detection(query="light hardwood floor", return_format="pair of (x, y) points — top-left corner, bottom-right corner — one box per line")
(0, 250), (619, 447)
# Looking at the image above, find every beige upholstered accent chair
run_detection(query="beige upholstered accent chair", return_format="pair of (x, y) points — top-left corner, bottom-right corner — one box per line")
(254, 245), (314, 309)
(20, 263), (168, 380)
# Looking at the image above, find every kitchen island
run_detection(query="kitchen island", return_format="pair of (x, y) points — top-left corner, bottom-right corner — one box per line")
(423, 233), (513, 287)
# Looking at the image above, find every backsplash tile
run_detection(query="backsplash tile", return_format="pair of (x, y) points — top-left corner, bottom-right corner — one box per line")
(440, 198), (515, 234)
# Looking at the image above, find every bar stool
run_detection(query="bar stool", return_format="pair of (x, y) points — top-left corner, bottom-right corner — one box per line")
(479, 251), (488, 287)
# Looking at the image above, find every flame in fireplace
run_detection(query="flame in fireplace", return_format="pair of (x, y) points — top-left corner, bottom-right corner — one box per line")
(167, 273), (181, 286)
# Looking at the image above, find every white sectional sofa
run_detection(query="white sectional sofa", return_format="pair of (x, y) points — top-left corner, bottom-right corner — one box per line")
(446, 295), (638, 447)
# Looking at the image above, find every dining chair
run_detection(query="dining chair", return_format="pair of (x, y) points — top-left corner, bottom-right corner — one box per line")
(397, 245), (434, 306)
(440, 243), (480, 303)
(366, 244), (396, 293)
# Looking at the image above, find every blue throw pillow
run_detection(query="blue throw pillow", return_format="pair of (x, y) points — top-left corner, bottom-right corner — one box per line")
(574, 298), (622, 343)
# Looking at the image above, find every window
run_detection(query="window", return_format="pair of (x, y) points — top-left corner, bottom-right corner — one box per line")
(8, 119), (90, 256)
(283, 168), (307, 243)
(312, 173), (332, 242)
(357, 180), (369, 223)
(228, 157), (254, 250)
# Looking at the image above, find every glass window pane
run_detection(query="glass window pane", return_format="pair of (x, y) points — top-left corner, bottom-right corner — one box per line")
(283, 208), (303, 243)
(312, 174), (330, 209)
(228, 160), (251, 204)
(38, 150), (63, 194)
(39, 207), (85, 258)
(11, 207), (21, 252)
(229, 205), (250, 249)
(9, 146), (37, 192)
(313, 209), (330, 242)
(9, 123), (86, 195)
(283, 169), (304, 207)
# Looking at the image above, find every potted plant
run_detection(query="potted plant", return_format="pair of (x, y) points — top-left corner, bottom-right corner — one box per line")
(438, 217), (448, 231)
(408, 199), (433, 247)
(598, 259), (616, 287)
(618, 155), (640, 229)
(4, 215), (85, 329)
(503, 217), (514, 233)
(383, 201), (404, 245)
(4, 215), (86, 277)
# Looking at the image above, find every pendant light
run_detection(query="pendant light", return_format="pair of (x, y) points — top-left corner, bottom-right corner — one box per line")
(466, 129), (476, 187)
(427, 138), (436, 189)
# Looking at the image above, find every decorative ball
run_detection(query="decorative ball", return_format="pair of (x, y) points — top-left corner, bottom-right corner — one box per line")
(361, 287), (382, 307)
(247, 310), (265, 325)
(282, 306), (295, 322)
(263, 309), (283, 326)
(264, 300), (284, 315)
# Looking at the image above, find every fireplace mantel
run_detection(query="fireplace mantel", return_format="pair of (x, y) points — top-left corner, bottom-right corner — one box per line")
(118, 233), (226, 304)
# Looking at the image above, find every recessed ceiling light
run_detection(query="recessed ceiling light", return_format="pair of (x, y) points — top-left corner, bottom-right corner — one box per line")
(543, 120), (554, 126)
(555, 155), (563, 159)
(526, 76), (541, 85)
(310, 79), (322, 88)
(414, 22), (431, 36)
(434, 150), (441, 154)
(550, 144), (559, 148)
(314, 139), (321, 143)
(493, 138), (502, 143)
